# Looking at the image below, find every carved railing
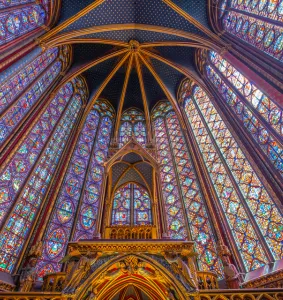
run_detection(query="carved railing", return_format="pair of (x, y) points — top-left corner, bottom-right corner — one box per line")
(242, 267), (283, 289)
(1, 289), (283, 299)
(0, 293), (62, 300)
(197, 271), (218, 290)
(198, 289), (283, 300)
(42, 272), (66, 292)
(104, 225), (157, 239)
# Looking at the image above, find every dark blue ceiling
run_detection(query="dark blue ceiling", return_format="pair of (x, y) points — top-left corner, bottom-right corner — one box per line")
(58, 0), (209, 114)
(59, 0), (208, 38)
(79, 30), (192, 43)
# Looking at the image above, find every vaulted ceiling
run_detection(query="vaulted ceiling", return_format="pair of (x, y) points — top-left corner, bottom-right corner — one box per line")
(40, 0), (224, 117)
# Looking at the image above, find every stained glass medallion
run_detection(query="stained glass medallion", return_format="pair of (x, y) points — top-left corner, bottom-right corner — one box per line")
(0, 4), (46, 46)
(219, 0), (283, 61)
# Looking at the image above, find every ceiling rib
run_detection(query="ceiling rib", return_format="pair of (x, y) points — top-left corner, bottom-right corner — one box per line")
(162, 0), (226, 44)
(44, 24), (221, 50)
(52, 48), (128, 90)
(39, 0), (107, 41)
(114, 52), (134, 142)
(54, 38), (129, 48)
(140, 41), (210, 49)
(140, 48), (202, 85)
(81, 52), (131, 126)
(138, 52), (186, 128)
(135, 53), (153, 143)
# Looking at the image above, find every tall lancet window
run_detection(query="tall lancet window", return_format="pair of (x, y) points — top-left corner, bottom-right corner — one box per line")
(0, 77), (84, 274)
(0, 0), (53, 48)
(218, 0), (283, 61)
(119, 108), (147, 147)
(111, 183), (152, 226)
(0, 46), (70, 148)
(152, 102), (222, 275)
(206, 51), (283, 177)
(181, 81), (283, 272)
(35, 99), (114, 279)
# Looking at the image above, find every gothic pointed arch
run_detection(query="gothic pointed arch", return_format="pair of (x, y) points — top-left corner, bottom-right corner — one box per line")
(196, 48), (283, 191)
(73, 253), (190, 300)
(33, 98), (115, 278)
(151, 100), (222, 275)
(210, 0), (283, 63)
(0, 0), (62, 64)
(100, 139), (159, 240)
(0, 44), (72, 155)
(0, 75), (86, 274)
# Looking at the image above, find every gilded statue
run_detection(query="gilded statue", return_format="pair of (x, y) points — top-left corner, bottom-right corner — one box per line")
(19, 258), (37, 292)
(163, 251), (197, 290)
(19, 241), (44, 292)
(63, 251), (102, 293)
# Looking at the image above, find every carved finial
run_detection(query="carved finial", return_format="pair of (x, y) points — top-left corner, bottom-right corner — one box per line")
(216, 240), (231, 258)
(129, 40), (140, 52)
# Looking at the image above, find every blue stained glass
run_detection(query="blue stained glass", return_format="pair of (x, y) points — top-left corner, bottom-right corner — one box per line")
(0, 81), (82, 273)
(220, 0), (283, 61)
(0, 4), (46, 46)
(36, 100), (113, 278)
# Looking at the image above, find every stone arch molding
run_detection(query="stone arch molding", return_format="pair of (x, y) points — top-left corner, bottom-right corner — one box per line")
(66, 253), (194, 300)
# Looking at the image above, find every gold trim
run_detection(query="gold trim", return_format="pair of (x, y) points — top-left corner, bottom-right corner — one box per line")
(44, 24), (221, 49)
(54, 38), (128, 48)
(82, 52), (130, 123)
(162, 0), (226, 45)
(113, 53), (133, 141)
(138, 52), (185, 128)
(68, 239), (194, 254)
(39, 0), (106, 41)
(135, 54), (153, 143)
(141, 48), (203, 86)
(54, 48), (128, 90)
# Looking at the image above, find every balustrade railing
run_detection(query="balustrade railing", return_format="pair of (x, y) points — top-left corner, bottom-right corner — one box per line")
(197, 271), (219, 290)
(104, 225), (157, 239)
(42, 272), (66, 292)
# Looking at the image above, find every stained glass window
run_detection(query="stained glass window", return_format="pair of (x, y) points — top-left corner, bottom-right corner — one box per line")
(120, 121), (132, 146)
(152, 102), (222, 275)
(219, 0), (283, 61)
(111, 183), (152, 226)
(181, 81), (283, 271)
(206, 51), (283, 176)
(119, 108), (147, 147)
(0, 78), (84, 274)
(112, 184), (131, 225)
(0, 4), (46, 46)
(0, 0), (35, 9)
(74, 115), (113, 240)
(0, 47), (64, 147)
(154, 116), (187, 239)
(35, 99), (114, 278)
